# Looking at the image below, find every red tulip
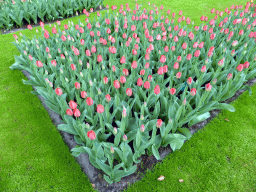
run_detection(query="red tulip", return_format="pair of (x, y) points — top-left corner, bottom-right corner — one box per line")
(87, 130), (96, 140)
(173, 62), (179, 69)
(81, 91), (87, 99)
(177, 56), (182, 62)
(97, 104), (105, 113)
(163, 65), (168, 73)
(97, 55), (103, 62)
(156, 119), (163, 128)
(75, 82), (80, 89)
(123, 68), (129, 76)
(113, 80), (120, 89)
(86, 97), (94, 106)
(55, 88), (63, 96)
(73, 108), (81, 117)
(66, 108), (73, 116)
(69, 100), (77, 110)
(140, 69), (145, 76)
(182, 42), (187, 49)
(144, 81), (150, 89)
(194, 50), (201, 57)
(169, 88), (176, 95)
(126, 88), (133, 96)
(86, 50), (91, 56)
(186, 54), (192, 60)
(190, 88), (197, 96)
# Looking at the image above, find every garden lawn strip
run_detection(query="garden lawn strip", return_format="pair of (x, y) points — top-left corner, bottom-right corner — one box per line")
(0, 0), (255, 191)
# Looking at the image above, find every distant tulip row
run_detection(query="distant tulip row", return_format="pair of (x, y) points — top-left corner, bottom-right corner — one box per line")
(10, 1), (256, 184)
(0, 0), (104, 30)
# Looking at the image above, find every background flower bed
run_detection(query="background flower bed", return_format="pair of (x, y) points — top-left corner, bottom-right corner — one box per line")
(0, 0), (104, 30)
(9, 1), (256, 184)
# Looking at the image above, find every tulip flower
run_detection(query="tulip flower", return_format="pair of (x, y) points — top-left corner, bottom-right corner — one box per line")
(113, 80), (120, 89)
(169, 88), (176, 95)
(105, 94), (111, 102)
(74, 82), (80, 89)
(36, 60), (43, 67)
(190, 88), (197, 96)
(236, 64), (243, 71)
(156, 119), (163, 128)
(73, 108), (81, 117)
(69, 100), (77, 110)
(97, 104), (105, 113)
(126, 88), (133, 96)
(66, 109), (73, 116)
(55, 88), (63, 96)
(87, 130), (96, 140)
(86, 97), (94, 106)
(154, 85), (161, 94)
(205, 83), (212, 92)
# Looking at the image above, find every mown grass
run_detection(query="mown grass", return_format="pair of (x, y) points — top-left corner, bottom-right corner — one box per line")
(0, 0), (255, 191)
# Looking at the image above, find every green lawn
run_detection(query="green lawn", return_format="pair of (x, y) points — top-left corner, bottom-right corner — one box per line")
(0, 0), (255, 191)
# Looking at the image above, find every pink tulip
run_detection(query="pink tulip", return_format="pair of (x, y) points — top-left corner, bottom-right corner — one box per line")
(113, 80), (120, 89)
(177, 56), (182, 62)
(66, 109), (73, 116)
(120, 56), (126, 64)
(126, 88), (132, 96)
(236, 64), (243, 72)
(55, 88), (63, 96)
(173, 62), (179, 69)
(86, 50), (91, 56)
(120, 76), (126, 84)
(194, 50), (201, 57)
(74, 48), (80, 56)
(103, 77), (108, 84)
(182, 42), (187, 49)
(154, 85), (160, 94)
(140, 69), (145, 76)
(105, 94), (111, 102)
(97, 55), (103, 62)
(169, 88), (176, 95)
(144, 81), (150, 89)
(69, 100), (77, 110)
(73, 108), (81, 117)
(123, 68), (129, 76)
(81, 91), (87, 99)
(205, 83), (212, 92)
(52, 27), (57, 34)
(190, 88), (197, 96)
(97, 104), (105, 113)
(36, 60), (43, 67)
(227, 73), (233, 80)
(51, 60), (57, 67)
(137, 78), (143, 86)
(160, 55), (166, 63)
(156, 119), (163, 128)
(131, 61), (137, 69)
(87, 130), (96, 140)
(70, 64), (76, 71)
(186, 54), (192, 60)
(201, 65), (207, 72)
(75, 82), (80, 89)
(243, 62), (250, 69)
(163, 65), (168, 73)
(157, 67), (164, 75)
(187, 77), (193, 85)
(176, 72), (182, 79)
(86, 97), (94, 106)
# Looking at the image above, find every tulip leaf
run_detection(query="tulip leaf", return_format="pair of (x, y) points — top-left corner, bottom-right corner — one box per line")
(152, 144), (161, 160)
(188, 112), (210, 127)
(152, 101), (160, 119)
(177, 127), (192, 140)
(164, 133), (187, 152)
(96, 158), (112, 176)
(215, 103), (236, 112)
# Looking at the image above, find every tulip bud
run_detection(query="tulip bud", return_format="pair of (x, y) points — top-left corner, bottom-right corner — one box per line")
(110, 147), (114, 153)
(80, 72), (83, 77)
(89, 80), (93, 86)
(49, 82), (53, 87)
(213, 79), (217, 84)
(182, 98), (186, 105)
(122, 109), (127, 118)
(65, 77), (69, 82)
(98, 88), (102, 95)
(123, 135), (127, 141)
(45, 70), (48, 75)
(140, 125), (145, 132)
(85, 123), (90, 129)
(113, 127), (117, 134)
(140, 115), (144, 120)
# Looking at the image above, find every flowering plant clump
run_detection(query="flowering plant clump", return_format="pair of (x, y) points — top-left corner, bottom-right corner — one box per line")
(0, 0), (104, 30)
(10, 1), (256, 183)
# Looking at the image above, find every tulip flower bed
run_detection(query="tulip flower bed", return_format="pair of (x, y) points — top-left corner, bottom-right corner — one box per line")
(9, 1), (256, 184)
(0, 0), (104, 30)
